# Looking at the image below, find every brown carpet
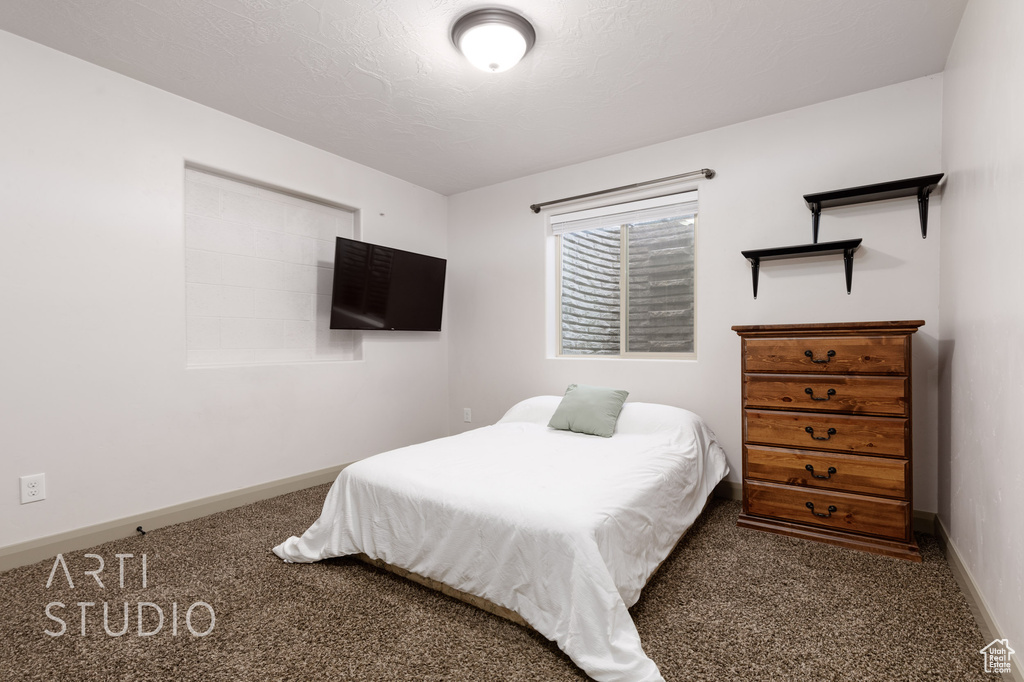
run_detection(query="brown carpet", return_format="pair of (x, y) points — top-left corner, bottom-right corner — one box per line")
(0, 486), (990, 681)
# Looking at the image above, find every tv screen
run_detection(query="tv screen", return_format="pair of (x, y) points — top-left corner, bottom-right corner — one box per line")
(329, 237), (446, 331)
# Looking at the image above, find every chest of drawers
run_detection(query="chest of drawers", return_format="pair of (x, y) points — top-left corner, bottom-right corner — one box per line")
(731, 320), (923, 561)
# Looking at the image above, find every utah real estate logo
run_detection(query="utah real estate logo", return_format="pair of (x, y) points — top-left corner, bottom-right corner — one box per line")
(979, 638), (1015, 675)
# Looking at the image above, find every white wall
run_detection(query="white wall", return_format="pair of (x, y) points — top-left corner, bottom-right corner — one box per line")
(448, 77), (944, 512)
(183, 168), (359, 367)
(940, 0), (1024, 655)
(0, 30), (449, 549)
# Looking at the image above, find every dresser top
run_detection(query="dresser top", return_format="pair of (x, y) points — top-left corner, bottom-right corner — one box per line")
(732, 320), (924, 335)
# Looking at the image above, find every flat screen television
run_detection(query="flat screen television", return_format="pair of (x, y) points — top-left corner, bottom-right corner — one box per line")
(329, 236), (446, 331)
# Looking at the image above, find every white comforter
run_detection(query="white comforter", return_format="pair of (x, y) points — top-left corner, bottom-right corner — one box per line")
(274, 397), (729, 681)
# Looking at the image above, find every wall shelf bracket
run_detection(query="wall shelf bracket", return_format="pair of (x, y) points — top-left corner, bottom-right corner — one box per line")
(917, 185), (935, 239)
(810, 203), (822, 244)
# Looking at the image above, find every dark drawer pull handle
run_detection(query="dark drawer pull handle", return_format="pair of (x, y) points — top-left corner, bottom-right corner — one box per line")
(805, 426), (837, 441)
(806, 502), (837, 518)
(804, 349), (836, 363)
(805, 464), (837, 479)
(805, 387), (836, 401)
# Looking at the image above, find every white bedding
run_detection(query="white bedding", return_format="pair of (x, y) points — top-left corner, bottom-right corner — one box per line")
(273, 397), (729, 681)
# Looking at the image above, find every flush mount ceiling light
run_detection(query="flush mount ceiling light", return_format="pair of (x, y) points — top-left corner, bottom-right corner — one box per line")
(451, 8), (536, 73)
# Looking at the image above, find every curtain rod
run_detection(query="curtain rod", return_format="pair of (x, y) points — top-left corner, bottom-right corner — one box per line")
(529, 168), (715, 214)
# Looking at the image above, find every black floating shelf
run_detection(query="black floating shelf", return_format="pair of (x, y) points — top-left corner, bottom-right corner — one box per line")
(741, 238), (862, 299)
(803, 173), (943, 242)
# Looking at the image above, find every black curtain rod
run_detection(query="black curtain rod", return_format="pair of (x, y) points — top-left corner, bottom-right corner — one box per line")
(529, 168), (715, 214)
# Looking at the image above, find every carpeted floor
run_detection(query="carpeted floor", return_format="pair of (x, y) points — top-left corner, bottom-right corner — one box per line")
(0, 486), (991, 681)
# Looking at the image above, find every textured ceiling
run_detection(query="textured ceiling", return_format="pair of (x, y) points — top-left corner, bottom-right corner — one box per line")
(0, 0), (967, 195)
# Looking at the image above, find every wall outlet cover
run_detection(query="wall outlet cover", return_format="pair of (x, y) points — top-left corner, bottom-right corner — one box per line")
(20, 473), (46, 504)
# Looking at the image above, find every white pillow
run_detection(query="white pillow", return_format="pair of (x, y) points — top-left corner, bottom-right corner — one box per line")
(613, 401), (701, 436)
(497, 396), (563, 426)
(500, 396), (703, 438)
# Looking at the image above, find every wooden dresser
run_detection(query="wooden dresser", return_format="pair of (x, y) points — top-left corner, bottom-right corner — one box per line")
(731, 320), (923, 561)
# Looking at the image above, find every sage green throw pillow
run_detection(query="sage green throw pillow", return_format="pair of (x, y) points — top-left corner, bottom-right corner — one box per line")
(547, 384), (630, 437)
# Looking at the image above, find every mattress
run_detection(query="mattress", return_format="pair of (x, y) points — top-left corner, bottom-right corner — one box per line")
(273, 396), (729, 681)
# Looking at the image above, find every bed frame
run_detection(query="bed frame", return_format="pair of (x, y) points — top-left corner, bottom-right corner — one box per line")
(354, 552), (530, 627)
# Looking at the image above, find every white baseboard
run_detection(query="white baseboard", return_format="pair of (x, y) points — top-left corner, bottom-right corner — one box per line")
(0, 464), (346, 573)
(713, 479), (742, 500)
(935, 517), (1023, 682)
(913, 509), (937, 536)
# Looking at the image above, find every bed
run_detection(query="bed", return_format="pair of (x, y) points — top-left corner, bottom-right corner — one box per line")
(273, 394), (729, 681)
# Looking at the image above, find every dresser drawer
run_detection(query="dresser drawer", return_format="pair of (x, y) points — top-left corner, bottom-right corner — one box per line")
(744, 409), (908, 457)
(745, 481), (910, 541)
(743, 374), (908, 416)
(742, 336), (909, 375)
(744, 445), (908, 498)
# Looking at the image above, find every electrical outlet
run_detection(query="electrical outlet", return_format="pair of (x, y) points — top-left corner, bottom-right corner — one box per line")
(463, 408), (472, 423)
(20, 474), (46, 504)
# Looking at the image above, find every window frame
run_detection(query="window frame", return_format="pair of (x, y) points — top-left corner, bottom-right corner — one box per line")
(551, 191), (698, 360)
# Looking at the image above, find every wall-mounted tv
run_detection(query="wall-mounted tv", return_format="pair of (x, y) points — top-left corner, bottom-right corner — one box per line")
(329, 236), (446, 331)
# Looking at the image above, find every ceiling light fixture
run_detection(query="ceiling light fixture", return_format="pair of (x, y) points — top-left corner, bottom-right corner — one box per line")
(451, 8), (536, 73)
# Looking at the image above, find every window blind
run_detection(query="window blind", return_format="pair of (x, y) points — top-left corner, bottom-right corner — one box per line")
(550, 190), (698, 236)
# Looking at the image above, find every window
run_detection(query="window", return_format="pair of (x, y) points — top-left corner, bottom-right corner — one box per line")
(552, 191), (697, 357)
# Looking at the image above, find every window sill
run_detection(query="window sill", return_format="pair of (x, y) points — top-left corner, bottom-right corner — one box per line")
(553, 352), (697, 362)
